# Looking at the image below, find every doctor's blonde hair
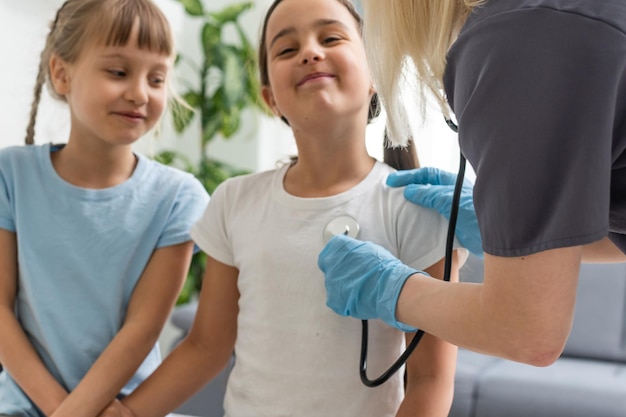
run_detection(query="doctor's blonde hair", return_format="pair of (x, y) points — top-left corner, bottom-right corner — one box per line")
(362, 0), (485, 145)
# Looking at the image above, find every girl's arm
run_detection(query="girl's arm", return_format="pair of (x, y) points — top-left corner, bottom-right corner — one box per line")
(120, 255), (239, 417)
(396, 253), (459, 417)
(51, 241), (195, 417)
(0, 229), (68, 415)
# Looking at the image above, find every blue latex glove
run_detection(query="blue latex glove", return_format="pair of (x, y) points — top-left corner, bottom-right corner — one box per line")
(387, 167), (483, 257)
(318, 234), (420, 332)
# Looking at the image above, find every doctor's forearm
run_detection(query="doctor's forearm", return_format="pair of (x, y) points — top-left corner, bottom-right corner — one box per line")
(396, 277), (561, 365)
(396, 279), (495, 354)
(396, 248), (581, 365)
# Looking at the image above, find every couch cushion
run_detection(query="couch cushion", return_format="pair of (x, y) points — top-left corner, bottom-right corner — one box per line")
(459, 254), (484, 284)
(563, 263), (626, 362)
(450, 349), (502, 417)
(474, 357), (626, 417)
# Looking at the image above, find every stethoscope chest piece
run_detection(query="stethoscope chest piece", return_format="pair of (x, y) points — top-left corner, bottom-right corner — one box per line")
(323, 215), (360, 243)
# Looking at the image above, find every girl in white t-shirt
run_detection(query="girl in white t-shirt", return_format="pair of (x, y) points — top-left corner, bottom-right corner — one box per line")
(110, 1), (465, 416)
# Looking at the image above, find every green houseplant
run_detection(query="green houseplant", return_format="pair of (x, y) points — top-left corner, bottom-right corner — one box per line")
(159, 0), (263, 304)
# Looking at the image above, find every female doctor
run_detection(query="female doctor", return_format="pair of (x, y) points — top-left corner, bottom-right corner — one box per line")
(319, 0), (626, 366)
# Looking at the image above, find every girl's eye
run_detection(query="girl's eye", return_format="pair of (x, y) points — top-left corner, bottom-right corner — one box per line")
(277, 47), (296, 56)
(107, 69), (126, 77)
(150, 76), (166, 87)
(323, 36), (341, 44)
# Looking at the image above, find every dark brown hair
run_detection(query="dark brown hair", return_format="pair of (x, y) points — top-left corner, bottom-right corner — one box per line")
(25, 0), (174, 145)
(384, 131), (420, 170)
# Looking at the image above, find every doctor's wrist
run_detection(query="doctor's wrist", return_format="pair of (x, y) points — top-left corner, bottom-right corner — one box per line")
(395, 272), (430, 330)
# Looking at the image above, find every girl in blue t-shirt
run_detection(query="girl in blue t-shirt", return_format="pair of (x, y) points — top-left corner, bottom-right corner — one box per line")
(0, 1), (208, 416)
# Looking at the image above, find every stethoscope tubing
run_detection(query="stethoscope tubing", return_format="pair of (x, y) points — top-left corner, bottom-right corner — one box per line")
(359, 119), (464, 387)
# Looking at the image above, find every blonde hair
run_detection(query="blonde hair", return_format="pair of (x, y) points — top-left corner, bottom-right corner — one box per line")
(362, 0), (485, 146)
(25, 0), (174, 145)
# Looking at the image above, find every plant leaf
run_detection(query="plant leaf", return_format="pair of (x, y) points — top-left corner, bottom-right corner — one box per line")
(220, 106), (241, 138)
(198, 159), (231, 193)
(202, 115), (221, 146)
(209, 2), (253, 24)
(176, 251), (206, 304)
(176, 0), (204, 16)
(201, 22), (222, 60)
(154, 150), (195, 172)
(170, 96), (196, 133)
(182, 91), (203, 108)
(218, 46), (246, 108)
(234, 22), (267, 112)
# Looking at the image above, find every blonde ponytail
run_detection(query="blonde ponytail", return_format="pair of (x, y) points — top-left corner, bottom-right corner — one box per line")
(362, 0), (484, 146)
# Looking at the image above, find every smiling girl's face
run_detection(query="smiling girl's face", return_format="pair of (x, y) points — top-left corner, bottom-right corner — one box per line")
(50, 22), (171, 148)
(260, 0), (373, 128)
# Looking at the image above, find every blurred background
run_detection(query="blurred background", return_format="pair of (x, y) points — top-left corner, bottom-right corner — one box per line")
(0, 0), (467, 351)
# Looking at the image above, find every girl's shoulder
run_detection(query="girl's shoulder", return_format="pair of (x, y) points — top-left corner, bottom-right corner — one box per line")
(0, 143), (41, 157)
(0, 144), (47, 171)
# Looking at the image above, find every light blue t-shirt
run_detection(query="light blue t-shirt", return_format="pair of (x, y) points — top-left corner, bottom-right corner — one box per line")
(0, 144), (209, 416)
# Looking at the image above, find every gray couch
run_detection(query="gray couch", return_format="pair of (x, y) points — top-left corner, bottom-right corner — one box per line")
(169, 258), (626, 417)
(451, 257), (626, 417)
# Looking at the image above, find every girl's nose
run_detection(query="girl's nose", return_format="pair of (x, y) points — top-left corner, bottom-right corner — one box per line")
(301, 42), (324, 64)
(124, 80), (148, 105)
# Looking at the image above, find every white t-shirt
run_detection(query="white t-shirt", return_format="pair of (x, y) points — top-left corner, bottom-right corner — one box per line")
(191, 161), (464, 417)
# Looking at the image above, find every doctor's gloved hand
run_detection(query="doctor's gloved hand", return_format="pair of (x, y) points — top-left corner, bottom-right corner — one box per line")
(387, 167), (483, 257)
(318, 234), (421, 332)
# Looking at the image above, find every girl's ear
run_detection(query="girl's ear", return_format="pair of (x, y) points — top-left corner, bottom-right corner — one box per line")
(261, 85), (282, 117)
(49, 54), (71, 96)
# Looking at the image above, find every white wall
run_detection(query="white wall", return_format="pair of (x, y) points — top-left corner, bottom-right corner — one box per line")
(0, 1), (66, 148)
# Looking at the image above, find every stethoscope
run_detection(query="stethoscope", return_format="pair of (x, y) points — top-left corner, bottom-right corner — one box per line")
(323, 118), (465, 387)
